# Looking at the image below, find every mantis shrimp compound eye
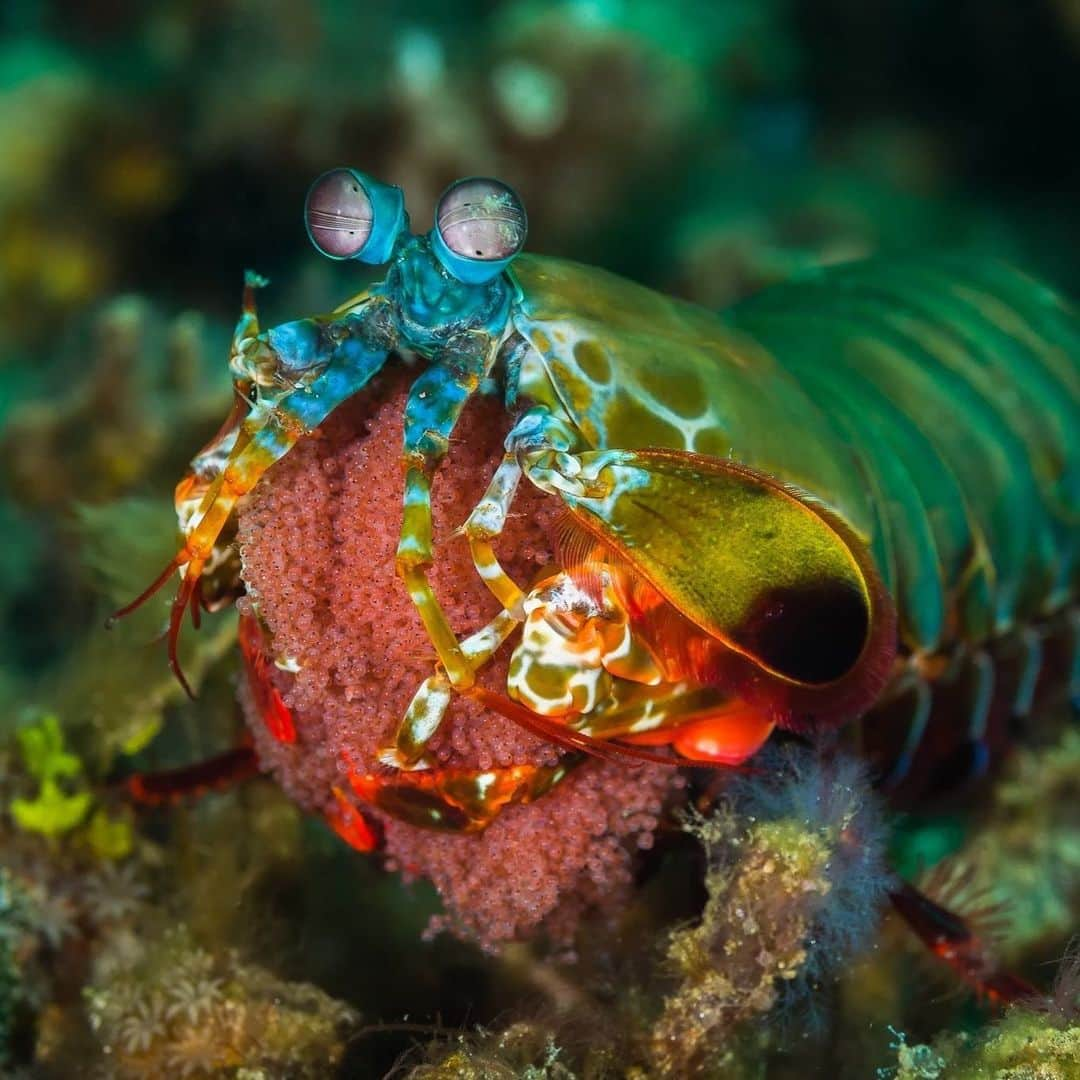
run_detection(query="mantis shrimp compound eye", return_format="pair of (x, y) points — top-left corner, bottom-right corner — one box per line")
(305, 168), (373, 258)
(431, 177), (527, 284)
(304, 167), (406, 264)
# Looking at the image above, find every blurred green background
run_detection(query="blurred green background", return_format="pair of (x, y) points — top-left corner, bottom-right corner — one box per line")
(1, 3), (1078, 1075)
(5, 0), (1080, 680)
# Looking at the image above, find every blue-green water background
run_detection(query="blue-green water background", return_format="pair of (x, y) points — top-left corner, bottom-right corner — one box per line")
(1, 2), (1078, 1076)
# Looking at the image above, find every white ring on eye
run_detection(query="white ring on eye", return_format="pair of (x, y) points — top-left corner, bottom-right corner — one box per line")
(305, 169), (374, 259)
(435, 178), (527, 262)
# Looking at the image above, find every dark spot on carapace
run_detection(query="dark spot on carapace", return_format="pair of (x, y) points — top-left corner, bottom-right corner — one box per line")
(736, 577), (869, 684)
(573, 339), (611, 384)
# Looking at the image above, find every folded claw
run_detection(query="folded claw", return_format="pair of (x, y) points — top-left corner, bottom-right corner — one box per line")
(122, 745), (259, 806)
(468, 686), (741, 770)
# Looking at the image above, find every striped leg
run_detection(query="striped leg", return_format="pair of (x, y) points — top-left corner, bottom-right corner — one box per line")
(889, 880), (1038, 1005)
(111, 323), (391, 693)
(460, 406), (589, 623)
(462, 455), (528, 615)
(388, 401), (586, 762)
(175, 270), (270, 537)
(395, 361), (494, 687)
(380, 609), (521, 769)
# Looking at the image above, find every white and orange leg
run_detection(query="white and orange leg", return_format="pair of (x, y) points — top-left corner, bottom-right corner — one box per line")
(381, 417), (581, 768)
(110, 289), (392, 694)
(461, 406), (598, 618)
(379, 607), (521, 769)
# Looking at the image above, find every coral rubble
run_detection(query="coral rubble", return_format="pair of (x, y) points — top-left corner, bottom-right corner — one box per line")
(86, 925), (357, 1079)
(650, 751), (890, 1075)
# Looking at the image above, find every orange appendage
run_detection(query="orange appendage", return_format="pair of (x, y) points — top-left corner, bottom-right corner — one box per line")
(620, 700), (775, 765)
(105, 553), (183, 626)
(888, 881), (1038, 1006)
(327, 785), (380, 852)
(239, 611), (297, 744)
(108, 390), (255, 691)
(343, 753), (567, 834)
(105, 551), (200, 699)
(125, 746), (259, 807)
(469, 686), (746, 771)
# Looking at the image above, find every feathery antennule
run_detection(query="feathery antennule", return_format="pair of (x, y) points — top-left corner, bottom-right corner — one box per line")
(1042, 938), (1080, 1021)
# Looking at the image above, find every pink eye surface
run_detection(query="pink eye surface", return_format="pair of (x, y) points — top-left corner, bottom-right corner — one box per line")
(435, 178), (527, 261)
(305, 169), (374, 259)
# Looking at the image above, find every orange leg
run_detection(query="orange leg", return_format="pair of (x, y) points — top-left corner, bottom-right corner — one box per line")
(122, 745), (260, 807)
(343, 748), (577, 835)
(109, 314), (391, 694)
(617, 699), (775, 766)
(108, 413), (306, 695)
(467, 686), (747, 771)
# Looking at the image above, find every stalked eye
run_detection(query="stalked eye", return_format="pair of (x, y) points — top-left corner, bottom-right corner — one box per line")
(430, 177), (527, 284)
(305, 169), (374, 259)
(436, 178), (527, 261)
(304, 168), (406, 265)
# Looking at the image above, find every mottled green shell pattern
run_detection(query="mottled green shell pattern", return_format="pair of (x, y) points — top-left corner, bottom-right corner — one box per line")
(509, 255), (877, 536)
(509, 254), (1079, 661)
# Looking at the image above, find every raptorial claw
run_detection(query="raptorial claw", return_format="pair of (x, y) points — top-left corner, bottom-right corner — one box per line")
(470, 686), (705, 769)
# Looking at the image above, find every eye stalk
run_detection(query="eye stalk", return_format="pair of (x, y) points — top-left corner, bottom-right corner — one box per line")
(305, 168), (406, 265)
(430, 177), (527, 285)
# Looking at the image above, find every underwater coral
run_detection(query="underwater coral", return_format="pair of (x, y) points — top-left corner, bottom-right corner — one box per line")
(650, 751), (891, 1075)
(86, 925), (357, 1079)
(889, 951), (1080, 1080)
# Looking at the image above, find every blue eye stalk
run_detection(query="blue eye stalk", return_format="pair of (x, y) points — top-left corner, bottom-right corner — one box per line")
(305, 169), (528, 287)
(430, 177), (528, 285)
(304, 168), (407, 265)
